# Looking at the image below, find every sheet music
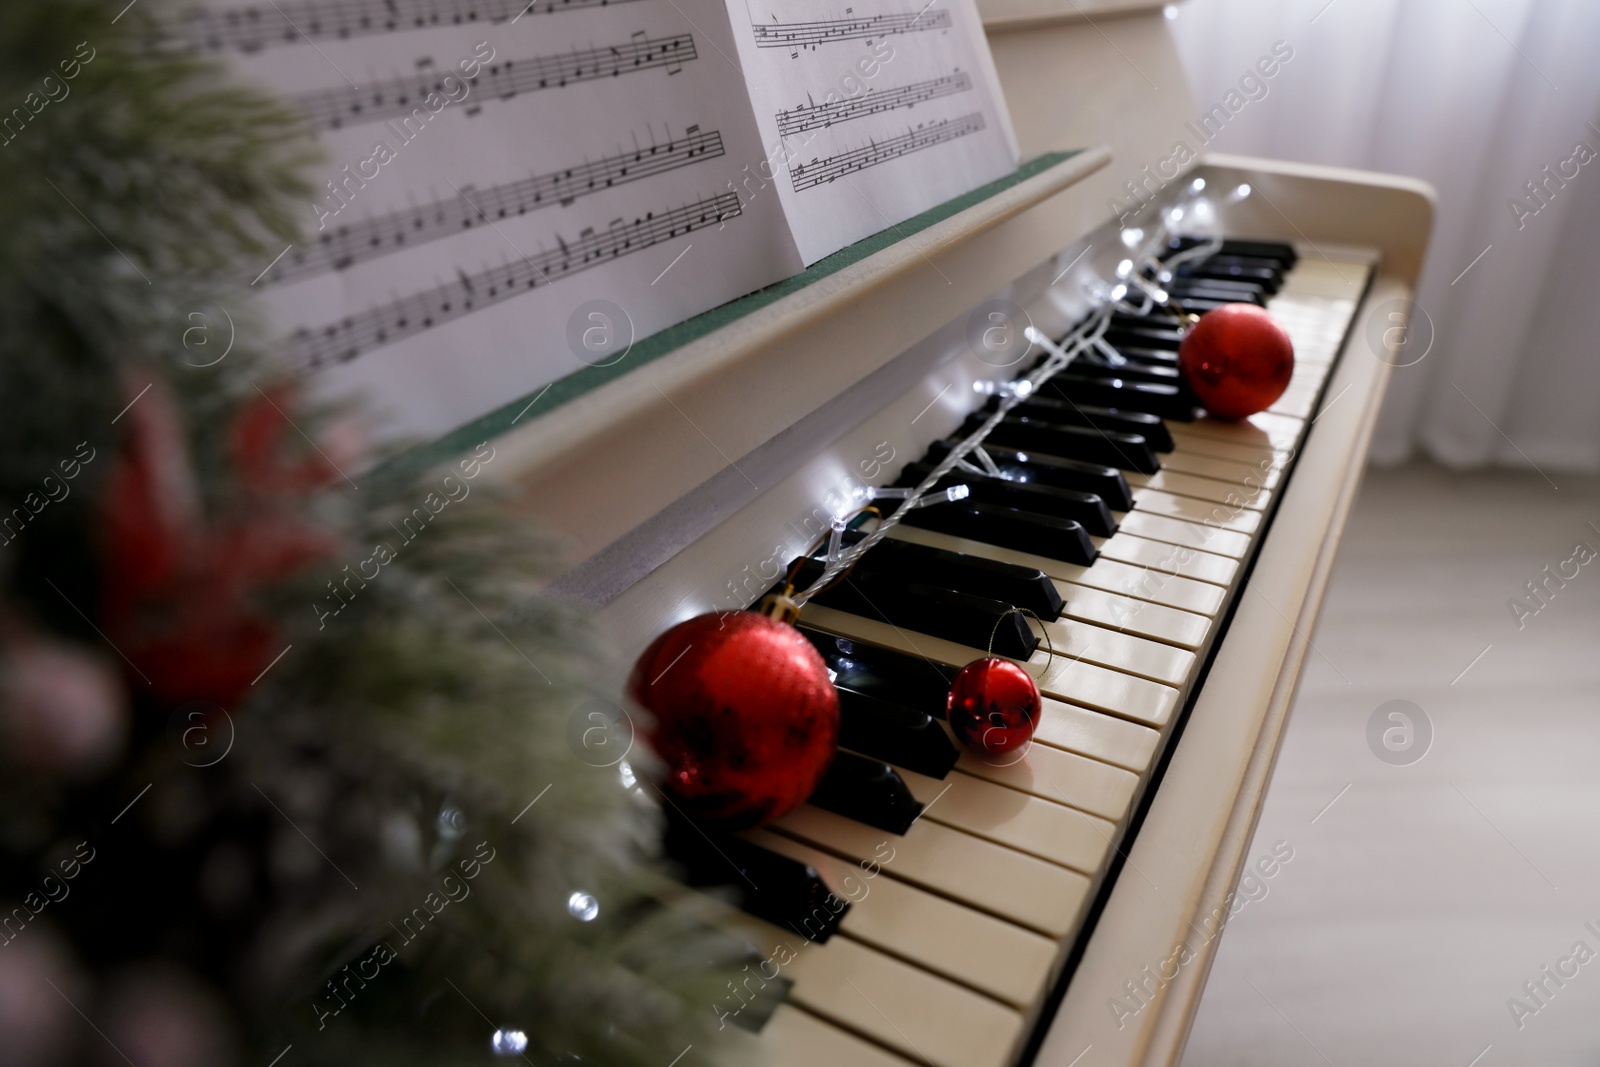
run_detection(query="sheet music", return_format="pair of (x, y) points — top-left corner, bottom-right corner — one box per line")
(725, 0), (1018, 265)
(201, 0), (803, 444)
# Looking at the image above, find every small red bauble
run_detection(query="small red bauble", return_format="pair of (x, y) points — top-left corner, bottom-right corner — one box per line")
(628, 611), (839, 830)
(946, 657), (1042, 755)
(1177, 303), (1295, 421)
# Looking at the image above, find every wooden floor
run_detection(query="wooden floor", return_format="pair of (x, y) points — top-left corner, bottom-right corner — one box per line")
(1179, 462), (1600, 1067)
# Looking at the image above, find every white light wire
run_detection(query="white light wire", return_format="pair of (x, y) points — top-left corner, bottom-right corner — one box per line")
(785, 213), (1216, 610)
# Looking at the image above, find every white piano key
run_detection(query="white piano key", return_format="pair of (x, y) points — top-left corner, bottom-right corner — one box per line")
(891, 765), (1119, 871)
(1098, 532), (1239, 588)
(745, 829), (1058, 1010)
(1178, 410), (1304, 449)
(1121, 488), (1261, 534)
(760, 1006), (919, 1067)
(1161, 430), (1288, 468)
(949, 739), (1141, 824)
(1116, 510), (1254, 559)
(798, 602), (1180, 726)
(1028, 614), (1196, 686)
(886, 524), (1229, 615)
(1125, 468), (1273, 511)
(771, 804), (1093, 937)
(1031, 696), (1161, 773)
(725, 913), (1024, 1067)
(1053, 582), (1212, 649)
(1157, 448), (1283, 489)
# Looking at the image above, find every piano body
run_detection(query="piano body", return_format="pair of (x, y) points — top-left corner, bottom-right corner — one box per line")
(485, 3), (1435, 1065)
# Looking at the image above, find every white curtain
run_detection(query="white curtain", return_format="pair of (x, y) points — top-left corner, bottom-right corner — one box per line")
(1169, 0), (1600, 472)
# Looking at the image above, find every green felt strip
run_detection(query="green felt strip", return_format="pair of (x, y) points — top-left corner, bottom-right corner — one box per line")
(372, 151), (1077, 490)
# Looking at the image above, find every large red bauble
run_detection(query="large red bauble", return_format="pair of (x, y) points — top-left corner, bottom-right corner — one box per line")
(628, 611), (839, 829)
(946, 657), (1042, 755)
(1177, 303), (1295, 420)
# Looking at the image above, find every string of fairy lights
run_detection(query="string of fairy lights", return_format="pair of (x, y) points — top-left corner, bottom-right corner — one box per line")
(784, 178), (1245, 610)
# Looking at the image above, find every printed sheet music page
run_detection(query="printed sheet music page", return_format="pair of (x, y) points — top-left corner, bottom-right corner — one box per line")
(722, 0), (1020, 265)
(203, 0), (803, 444)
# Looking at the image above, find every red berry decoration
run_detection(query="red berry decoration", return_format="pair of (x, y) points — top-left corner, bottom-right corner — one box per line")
(628, 611), (839, 830)
(1177, 303), (1295, 421)
(946, 657), (1042, 755)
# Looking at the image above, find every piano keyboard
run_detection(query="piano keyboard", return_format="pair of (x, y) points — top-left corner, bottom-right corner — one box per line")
(664, 243), (1375, 1067)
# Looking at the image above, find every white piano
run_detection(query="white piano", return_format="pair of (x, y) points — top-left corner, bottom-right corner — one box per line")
(487, 2), (1435, 1064)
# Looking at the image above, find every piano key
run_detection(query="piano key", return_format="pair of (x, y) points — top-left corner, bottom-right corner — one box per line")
(836, 530), (1065, 618)
(802, 627), (955, 713)
(1068, 359), (1184, 388)
(809, 749), (924, 835)
(1127, 487), (1262, 534)
(836, 687), (961, 779)
(886, 523), (1230, 616)
(1103, 344), (1181, 369)
(797, 601), (1180, 727)
(812, 625), (1164, 769)
(994, 395), (1175, 452)
(746, 829), (1058, 1010)
(1166, 236), (1299, 267)
(724, 911), (1025, 1067)
(982, 416), (1162, 474)
(1027, 613), (1196, 687)
(927, 441), (1134, 510)
(760, 1005), (919, 1067)
(663, 818), (848, 940)
(1103, 322), (1184, 350)
(896, 460), (1116, 538)
(899, 501), (1097, 566)
(1115, 510), (1254, 559)
(1162, 293), (1264, 312)
(1155, 447), (1284, 489)
(794, 560), (1038, 659)
(1174, 263), (1281, 293)
(940, 741), (1141, 826)
(771, 803), (1092, 937)
(1177, 410), (1304, 449)
(1032, 696), (1161, 773)
(1039, 373), (1195, 422)
(1163, 429), (1289, 468)
(891, 766), (1117, 872)
(1097, 531), (1239, 588)
(1126, 468), (1273, 511)
(1052, 582), (1212, 649)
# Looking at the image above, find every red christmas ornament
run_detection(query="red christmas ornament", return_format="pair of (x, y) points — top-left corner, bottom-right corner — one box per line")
(628, 611), (839, 830)
(1177, 303), (1295, 421)
(947, 657), (1042, 755)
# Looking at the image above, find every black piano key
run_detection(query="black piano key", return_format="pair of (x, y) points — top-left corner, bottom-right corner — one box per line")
(1166, 293), (1265, 312)
(788, 558), (1039, 659)
(808, 748), (924, 834)
(1167, 236), (1298, 268)
(831, 525), (1067, 616)
(896, 459), (1115, 538)
(1040, 373), (1196, 424)
(1167, 279), (1269, 304)
(899, 499), (1098, 566)
(925, 439), (1134, 511)
(1073, 358), (1183, 388)
(1175, 266), (1281, 295)
(988, 395), (1175, 453)
(835, 687), (961, 779)
(1104, 323), (1185, 351)
(983, 414), (1163, 474)
(800, 627), (956, 713)
(663, 816), (847, 942)
(1105, 345), (1180, 369)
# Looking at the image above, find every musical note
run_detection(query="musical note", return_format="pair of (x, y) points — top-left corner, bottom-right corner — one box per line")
(775, 72), (970, 137)
(752, 8), (951, 51)
(175, 0), (647, 54)
(289, 33), (697, 132)
(259, 127), (723, 286)
(285, 191), (743, 370)
(789, 112), (984, 192)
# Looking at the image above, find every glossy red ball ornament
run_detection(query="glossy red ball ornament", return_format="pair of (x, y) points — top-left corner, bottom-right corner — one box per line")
(946, 657), (1042, 755)
(1177, 303), (1295, 421)
(628, 611), (839, 829)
